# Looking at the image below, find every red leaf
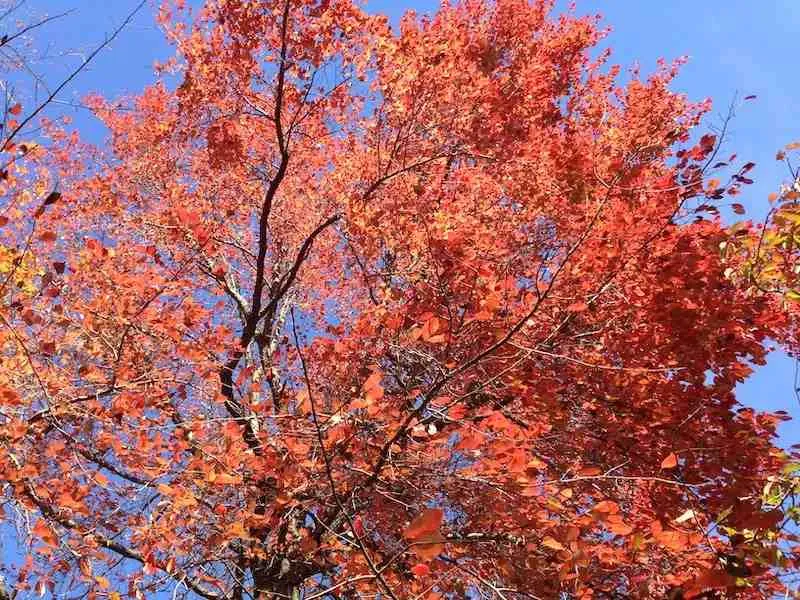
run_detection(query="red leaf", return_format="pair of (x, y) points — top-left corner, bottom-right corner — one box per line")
(353, 515), (365, 537)
(411, 563), (431, 577)
(566, 301), (588, 313)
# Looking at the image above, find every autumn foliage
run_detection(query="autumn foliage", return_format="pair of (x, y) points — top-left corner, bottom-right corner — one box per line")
(1, 1), (799, 598)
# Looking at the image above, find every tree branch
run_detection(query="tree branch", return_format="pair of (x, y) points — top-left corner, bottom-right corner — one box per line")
(291, 308), (400, 600)
(0, 0), (146, 152)
(23, 485), (222, 600)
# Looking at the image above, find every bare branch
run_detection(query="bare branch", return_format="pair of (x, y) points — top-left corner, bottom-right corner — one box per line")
(0, 0), (147, 152)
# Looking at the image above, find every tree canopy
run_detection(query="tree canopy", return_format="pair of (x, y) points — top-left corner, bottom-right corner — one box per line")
(0, 1), (799, 598)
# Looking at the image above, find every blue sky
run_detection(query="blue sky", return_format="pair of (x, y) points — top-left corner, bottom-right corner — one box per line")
(15, 0), (800, 445)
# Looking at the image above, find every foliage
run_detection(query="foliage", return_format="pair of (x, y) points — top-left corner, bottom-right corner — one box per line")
(0, 1), (798, 599)
(724, 143), (800, 304)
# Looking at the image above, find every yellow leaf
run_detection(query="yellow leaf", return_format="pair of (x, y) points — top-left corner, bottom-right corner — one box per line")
(214, 472), (241, 485)
(541, 536), (564, 551)
(227, 521), (248, 538)
(674, 509), (696, 524)
(94, 575), (110, 590)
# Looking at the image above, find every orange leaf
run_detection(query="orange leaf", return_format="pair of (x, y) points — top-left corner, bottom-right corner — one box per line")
(661, 452), (678, 469)
(593, 500), (620, 515)
(363, 371), (382, 391)
(214, 472), (241, 485)
(365, 384), (384, 403)
(32, 519), (58, 547)
(227, 522), (248, 538)
(405, 508), (445, 562)
(577, 467), (602, 476)
(456, 431), (483, 451)
(404, 508), (444, 540)
(362, 370), (384, 403)
(412, 532), (444, 561)
(606, 515), (634, 536)
(420, 315), (444, 341)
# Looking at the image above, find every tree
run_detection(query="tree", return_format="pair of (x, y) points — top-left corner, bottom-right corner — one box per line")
(0, 0), (798, 598)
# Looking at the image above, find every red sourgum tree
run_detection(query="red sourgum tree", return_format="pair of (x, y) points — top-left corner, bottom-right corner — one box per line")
(0, 1), (798, 598)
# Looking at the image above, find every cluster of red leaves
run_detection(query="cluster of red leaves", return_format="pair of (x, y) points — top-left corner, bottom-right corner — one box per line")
(0, 1), (798, 599)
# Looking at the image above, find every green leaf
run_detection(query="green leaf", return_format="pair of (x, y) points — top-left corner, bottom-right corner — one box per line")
(785, 289), (800, 302)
